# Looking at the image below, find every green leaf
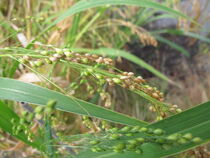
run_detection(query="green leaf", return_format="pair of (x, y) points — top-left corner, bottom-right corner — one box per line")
(53, 0), (188, 26)
(155, 35), (190, 57)
(0, 77), (147, 126)
(76, 101), (210, 158)
(66, 13), (81, 46)
(153, 29), (210, 43)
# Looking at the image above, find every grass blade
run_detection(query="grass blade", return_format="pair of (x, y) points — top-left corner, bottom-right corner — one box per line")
(76, 101), (210, 158)
(0, 77), (148, 126)
(153, 29), (210, 43)
(155, 35), (190, 57)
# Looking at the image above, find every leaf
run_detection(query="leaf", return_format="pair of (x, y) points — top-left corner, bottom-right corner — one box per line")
(76, 101), (210, 158)
(0, 77), (147, 126)
(69, 47), (175, 84)
(0, 101), (41, 150)
(155, 35), (190, 57)
(66, 13), (81, 46)
(53, 0), (188, 26)
(153, 29), (210, 43)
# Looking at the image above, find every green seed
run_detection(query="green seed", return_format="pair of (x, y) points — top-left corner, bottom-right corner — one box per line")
(120, 126), (131, 132)
(192, 137), (202, 143)
(87, 68), (94, 73)
(131, 126), (141, 132)
(128, 139), (138, 145)
(70, 82), (77, 88)
(108, 127), (118, 133)
(22, 111), (28, 116)
(139, 127), (148, 132)
(176, 108), (182, 113)
(177, 138), (187, 144)
(34, 60), (43, 67)
(91, 147), (97, 152)
(82, 71), (90, 76)
(27, 113), (34, 122)
(110, 134), (120, 140)
(35, 113), (43, 120)
(47, 100), (57, 109)
(155, 138), (166, 143)
(99, 79), (105, 85)
(183, 133), (193, 140)
(55, 48), (63, 54)
(167, 134), (178, 141)
(45, 107), (53, 114)
(19, 118), (26, 125)
(45, 59), (52, 64)
(19, 58), (27, 64)
(35, 106), (44, 114)
(90, 140), (100, 145)
(80, 79), (87, 84)
(16, 126), (23, 134)
(64, 51), (72, 57)
(113, 148), (123, 153)
(112, 78), (122, 84)
(147, 128), (154, 134)
(95, 74), (103, 79)
(113, 143), (125, 150)
(126, 144), (137, 150)
(29, 61), (36, 67)
(153, 129), (164, 135)
(136, 138), (145, 143)
(81, 58), (88, 63)
(135, 149), (142, 154)
(10, 118), (16, 124)
(40, 50), (48, 55)
(125, 133), (133, 137)
(91, 147), (103, 152)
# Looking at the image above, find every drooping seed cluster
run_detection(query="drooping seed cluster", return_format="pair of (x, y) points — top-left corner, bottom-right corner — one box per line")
(138, 32), (158, 47)
(82, 116), (94, 129)
(34, 100), (57, 120)
(106, 72), (164, 101)
(11, 114), (34, 142)
(82, 116), (110, 132)
(15, 47), (167, 115)
(149, 104), (182, 116)
(88, 126), (202, 154)
(17, 47), (164, 102)
(10, 100), (57, 142)
(19, 48), (114, 67)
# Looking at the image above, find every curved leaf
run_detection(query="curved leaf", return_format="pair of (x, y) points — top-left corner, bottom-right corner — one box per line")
(53, 0), (188, 26)
(77, 101), (210, 158)
(0, 77), (147, 126)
